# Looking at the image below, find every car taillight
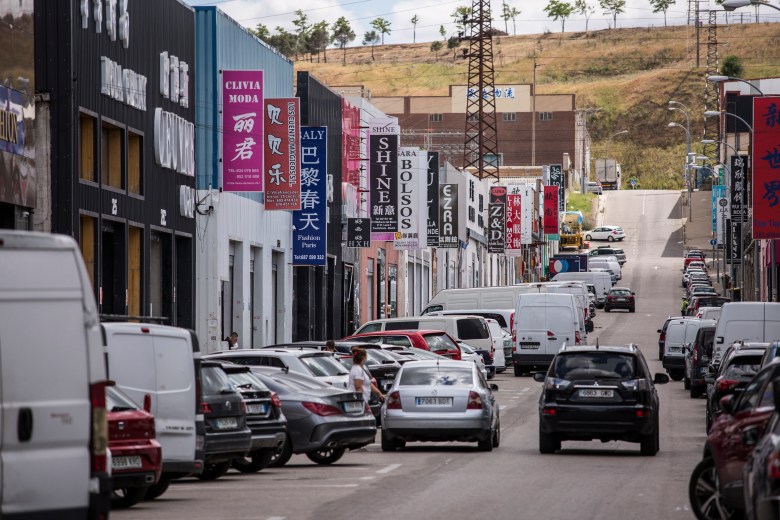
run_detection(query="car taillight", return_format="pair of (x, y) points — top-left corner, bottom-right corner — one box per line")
(467, 391), (483, 410)
(575, 331), (581, 345)
(488, 350), (494, 360)
(716, 378), (739, 393)
(386, 391), (402, 409)
(542, 407), (557, 416)
(693, 345), (698, 363)
(302, 402), (341, 416)
(768, 451), (780, 480)
(271, 392), (282, 409)
(90, 381), (109, 474)
(547, 330), (555, 337)
(200, 402), (212, 414)
(612, 230), (618, 234)
(660, 332), (666, 343)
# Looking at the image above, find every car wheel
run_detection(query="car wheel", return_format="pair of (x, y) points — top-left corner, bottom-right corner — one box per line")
(513, 365), (523, 377)
(269, 434), (294, 468)
(691, 385), (703, 399)
(684, 375), (691, 390)
(144, 475), (171, 501)
(306, 447), (346, 465)
(670, 370), (684, 382)
(112, 487), (148, 509)
(492, 420), (501, 448)
(605, 307), (611, 312)
(478, 433), (494, 452)
(705, 409), (712, 434)
(608, 235), (614, 242)
(640, 419), (659, 456)
(381, 428), (400, 452)
(585, 234), (592, 241)
(232, 448), (275, 473)
(198, 461), (231, 481)
(629, 306), (635, 313)
(538, 425), (560, 454)
(689, 457), (739, 520)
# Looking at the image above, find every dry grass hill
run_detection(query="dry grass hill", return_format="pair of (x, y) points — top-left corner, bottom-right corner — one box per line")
(293, 22), (780, 189)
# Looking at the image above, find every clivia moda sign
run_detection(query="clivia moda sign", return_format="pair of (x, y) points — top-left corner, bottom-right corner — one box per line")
(263, 98), (301, 210)
(752, 97), (780, 239)
(292, 127), (327, 266)
(222, 70), (264, 192)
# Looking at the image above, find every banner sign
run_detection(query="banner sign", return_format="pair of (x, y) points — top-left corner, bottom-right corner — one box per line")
(222, 70), (263, 192)
(549, 164), (565, 212)
(712, 185), (726, 234)
(394, 148), (427, 250)
(342, 99), (361, 188)
(726, 218), (743, 265)
(439, 183), (459, 248)
(729, 155), (747, 223)
(369, 117), (400, 240)
(752, 97), (780, 239)
(263, 97), (301, 210)
(508, 184), (533, 245)
(549, 254), (589, 276)
(716, 196), (729, 247)
(346, 218), (371, 248)
(488, 186), (507, 254)
(505, 194), (522, 255)
(544, 185), (560, 237)
(427, 152), (440, 247)
(292, 126), (327, 265)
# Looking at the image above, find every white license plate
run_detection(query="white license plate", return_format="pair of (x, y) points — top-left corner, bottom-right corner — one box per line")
(215, 417), (238, 430)
(112, 455), (142, 470)
(342, 401), (364, 413)
(667, 346), (682, 353)
(246, 403), (267, 415)
(579, 389), (614, 398)
(416, 397), (453, 406)
(520, 343), (540, 349)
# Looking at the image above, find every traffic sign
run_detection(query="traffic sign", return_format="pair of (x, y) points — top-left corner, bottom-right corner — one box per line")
(709, 238), (717, 246)
(719, 199), (728, 207)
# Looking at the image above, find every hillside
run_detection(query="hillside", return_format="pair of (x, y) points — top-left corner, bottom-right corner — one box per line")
(293, 22), (780, 189)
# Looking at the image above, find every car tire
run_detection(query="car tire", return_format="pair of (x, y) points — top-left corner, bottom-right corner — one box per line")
(232, 448), (275, 473)
(629, 306), (635, 313)
(144, 475), (171, 501)
(691, 385), (703, 399)
(478, 433), (494, 452)
(492, 421), (501, 448)
(608, 236), (614, 242)
(684, 375), (691, 390)
(705, 409), (712, 434)
(381, 428), (401, 452)
(605, 307), (611, 312)
(670, 370), (684, 382)
(112, 486), (148, 509)
(538, 426), (560, 454)
(306, 447), (346, 465)
(640, 420), (659, 456)
(269, 434), (294, 468)
(689, 457), (738, 520)
(198, 461), (231, 481)
(513, 365), (523, 377)
(585, 234), (592, 241)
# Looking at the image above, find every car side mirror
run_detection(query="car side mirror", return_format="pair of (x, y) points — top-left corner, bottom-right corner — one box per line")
(720, 394), (736, 415)
(653, 373), (669, 385)
(490, 384), (499, 391)
(657, 329), (662, 333)
(533, 372), (546, 383)
(143, 393), (152, 413)
(742, 425), (760, 446)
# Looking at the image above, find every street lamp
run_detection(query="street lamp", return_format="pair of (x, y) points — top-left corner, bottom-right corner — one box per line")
(707, 75), (766, 96)
(722, 0), (780, 13)
(669, 122), (694, 220)
(669, 100), (692, 160)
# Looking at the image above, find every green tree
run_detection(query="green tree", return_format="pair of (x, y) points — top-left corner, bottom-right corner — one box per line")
(411, 15), (419, 44)
(544, 0), (575, 32)
(267, 27), (297, 58)
(291, 9), (309, 61)
(507, 7), (521, 35)
(370, 17), (391, 44)
(331, 16), (356, 65)
(649, 0), (675, 26)
(574, 0), (595, 32)
(599, 0), (626, 28)
(430, 40), (443, 61)
(439, 25), (447, 40)
(362, 30), (380, 61)
(451, 6), (471, 34)
(308, 21), (330, 63)
(501, 2), (510, 34)
(447, 36), (462, 59)
(721, 55), (744, 78)
(251, 23), (271, 42)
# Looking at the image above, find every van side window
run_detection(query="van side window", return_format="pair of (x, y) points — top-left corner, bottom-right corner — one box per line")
(423, 305), (443, 314)
(357, 322), (382, 334)
(457, 318), (489, 340)
(385, 320), (418, 331)
(383, 336), (412, 347)
(265, 357), (287, 369)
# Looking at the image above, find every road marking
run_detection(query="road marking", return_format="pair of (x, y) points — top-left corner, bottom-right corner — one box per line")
(642, 194), (646, 216)
(267, 517), (287, 520)
(297, 484), (359, 488)
(521, 387), (530, 392)
(377, 463), (401, 474)
(360, 476), (376, 480)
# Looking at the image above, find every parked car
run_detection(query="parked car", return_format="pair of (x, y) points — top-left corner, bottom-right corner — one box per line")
(687, 295), (731, 317)
(458, 342), (490, 380)
(344, 330), (462, 360)
(107, 385), (162, 509)
(604, 287), (635, 313)
(657, 316), (684, 361)
(587, 180), (603, 194)
(663, 318), (705, 381)
(689, 360), (780, 519)
(689, 286), (718, 300)
(353, 315), (493, 352)
(207, 349), (350, 388)
(589, 246), (627, 265)
(249, 367), (376, 466)
(713, 302), (780, 362)
(705, 344), (766, 432)
(381, 360), (500, 451)
(533, 344), (668, 455)
(584, 225), (625, 242)
(485, 318), (508, 372)
(685, 322), (716, 399)
(742, 374), (780, 520)
(696, 306), (722, 321)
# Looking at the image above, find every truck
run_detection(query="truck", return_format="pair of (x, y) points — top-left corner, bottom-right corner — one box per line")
(559, 211), (583, 249)
(595, 158), (621, 190)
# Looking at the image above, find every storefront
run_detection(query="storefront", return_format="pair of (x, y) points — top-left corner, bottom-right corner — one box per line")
(36, 0), (196, 326)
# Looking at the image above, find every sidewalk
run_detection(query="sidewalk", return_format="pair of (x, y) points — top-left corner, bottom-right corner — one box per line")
(682, 189), (724, 294)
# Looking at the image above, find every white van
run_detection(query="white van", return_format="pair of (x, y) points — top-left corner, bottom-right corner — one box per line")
(514, 293), (580, 375)
(485, 318), (507, 370)
(713, 302), (780, 362)
(424, 309), (514, 369)
(590, 267), (617, 285)
(103, 323), (205, 499)
(589, 257), (621, 280)
(0, 231), (110, 518)
(545, 281), (590, 336)
(662, 317), (712, 380)
(696, 307), (722, 321)
(422, 283), (583, 315)
(551, 272), (612, 307)
(354, 315), (493, 351)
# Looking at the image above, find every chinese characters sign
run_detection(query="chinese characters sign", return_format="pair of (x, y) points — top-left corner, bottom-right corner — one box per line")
(222, 70), (263, 192)
(467, 87), (516, 99)
(347, 218), (370, 248)
(292, 127), (327, 265)
(549, 164), (565, 212)
(394, 148), (427, 251)
(439, 184), (459, 248)
(342, 99), (361, 189)
(729, 155), (747, 223)
(752, 97), (780, 239)
(488, 186), (507, 254)
(263, 98), (301, 210)
(427, 152), (440, 247)
(544, 185), (560, 236)
(369, 117), (400, 240)
(509, 184), (533, 245)
(505, 194), (522, 255)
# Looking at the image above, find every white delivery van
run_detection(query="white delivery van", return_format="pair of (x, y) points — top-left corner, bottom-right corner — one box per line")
(103, 323), (205, 499)
(590, 267), (617, 285)
(422, 283), (576, 315)
(713, 302), (780, 362)
(0, 231), (111, 518)
(513, 293), (580, 376)
(354, 315), (493, 351)
(545, 281), (590, 336)
(589, 257), (622, 280)
(551, 271), (612, 307)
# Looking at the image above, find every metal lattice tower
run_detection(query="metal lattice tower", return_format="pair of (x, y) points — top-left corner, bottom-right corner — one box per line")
(703, 10), (719, 165)
(462, 0), (499, 181)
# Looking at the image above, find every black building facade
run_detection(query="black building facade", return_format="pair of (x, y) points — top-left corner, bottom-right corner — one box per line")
(35, 0), (196, 327)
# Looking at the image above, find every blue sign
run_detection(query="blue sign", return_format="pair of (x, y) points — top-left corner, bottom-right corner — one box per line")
(549, 254), (588, 276)
(709, 238), (717, 246)
(292, 126), (327, 266)
(712, 185), (726, 234)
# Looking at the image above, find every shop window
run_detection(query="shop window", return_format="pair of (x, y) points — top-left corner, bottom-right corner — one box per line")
(128, 226), (142, 317)
(128, 132), (142, 195)
(80, 114), (96, 181)
(101, 121), (123, 189)
(80, 215), (96, 289)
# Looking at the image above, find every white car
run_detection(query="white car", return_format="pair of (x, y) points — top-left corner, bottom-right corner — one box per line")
(485, 318), (507, 372)
(457, 343), (488, 380)
(584, 225), (625, 242)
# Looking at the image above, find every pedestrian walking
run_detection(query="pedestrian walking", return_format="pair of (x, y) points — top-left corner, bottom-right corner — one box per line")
(226, 332), (239, 350)
(348, 348), (384, 402)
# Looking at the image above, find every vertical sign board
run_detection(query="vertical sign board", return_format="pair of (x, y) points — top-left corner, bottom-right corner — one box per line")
(505, 194), (523, 256)
(549, 164), (565, 213)
(712, 185), (726, 234)
(394, 148), (427, 250)
(730, 155), (748, 223)
(439, 184), (459, 248)
(544, 185), (560, 238)
(263, 98), (301, 210)
(346, 218), (371, 248)
(730, 220), (743, 265)
(488, 185), (507, 253)
(427, 152), (440, 247)
(369, 117), (400, 240)
(717, 197), (729, 247)
(508, 184), (534, 245)
(222, 70), (263, 192)
(752, 97), (780, 239)
(292, 127), (327, 265)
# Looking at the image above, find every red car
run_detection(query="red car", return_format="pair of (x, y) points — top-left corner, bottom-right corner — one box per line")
(107, 386), (162, 509)
(342, 330), (462, 360)
(688, 361), (780, 519)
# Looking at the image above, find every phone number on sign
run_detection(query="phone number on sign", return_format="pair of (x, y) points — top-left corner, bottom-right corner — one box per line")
(295, 254), (325, 261)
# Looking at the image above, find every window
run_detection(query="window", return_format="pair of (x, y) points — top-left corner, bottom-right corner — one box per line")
(101, 121), (124, 189)
(553, 353), (637, 381)
(128, 131), (142, 195)
(79, 215), (96, 288)
(80, 113), (96, 181)
(483, 153), (502, 166)
(502, 112), (517, 122)
(478, 194), (484, 212)
(429, 113), (443, 123)
(469, 180), (475, 201)
(423, 333), (458, 354)
(385, 320), (418, 331)
(399, 366), (473, 386)
(128, 226), (142, 317)
(457, 318), (489, 340)
(468, 206), (475, 222)
(539, 112), (553, 121)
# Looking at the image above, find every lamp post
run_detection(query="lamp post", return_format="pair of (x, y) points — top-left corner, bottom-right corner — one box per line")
(668, 122), (693, 220)
(669, 101), (692, 161)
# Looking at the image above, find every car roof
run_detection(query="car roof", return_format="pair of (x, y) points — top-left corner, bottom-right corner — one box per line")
(559, 344), (639, 355)
(208, 349), (331, 358)
(351, 330), (448, 337)
(609, 287), (632, 291)
(399, 359), (475, 369)
(729, 348), (768, 359)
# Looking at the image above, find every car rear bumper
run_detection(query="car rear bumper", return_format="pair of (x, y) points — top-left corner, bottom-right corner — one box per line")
(297, 417), (377, 453)
(384, 414), (492, 441)
(204, 427), (252, 462)
(605, 301), (633, 309)
(513, 353), (555, 368)
(663, 356), (685, 370)
(249, 430), (286, 451)
(539, 406), (656, 440)
(110, 440), (162, 483)
(112, 470), (159, 489)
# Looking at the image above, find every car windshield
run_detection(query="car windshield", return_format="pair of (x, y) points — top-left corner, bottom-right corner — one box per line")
(399, 366), (473, 386)
(300, 355), (348, 376)
(106, 386), (139, 412)
(552, 353), (637, 381)
(610, 289), (631, 296)
(227, 370), (269, 392)
(722, 356), (762, 379)
(365, 349), (398, 366)
(202, 366), (235, 394)
(423, 333), (457, 353)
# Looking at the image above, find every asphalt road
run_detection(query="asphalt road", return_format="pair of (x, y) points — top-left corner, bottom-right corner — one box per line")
(115, 189), (704, 520)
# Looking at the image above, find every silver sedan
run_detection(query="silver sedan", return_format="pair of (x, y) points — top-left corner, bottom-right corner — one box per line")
(380, 360), (500, 452)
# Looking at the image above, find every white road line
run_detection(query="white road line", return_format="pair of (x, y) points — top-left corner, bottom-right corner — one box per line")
(377, 463), (402, 474)
(521, 387), (530, 392)
(642, 194), (646, 216)
(360, 476), (376, 480)
(267, 517), (287, 520)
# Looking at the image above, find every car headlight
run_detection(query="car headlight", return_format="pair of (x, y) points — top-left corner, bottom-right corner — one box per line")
(545, 377), (571, 391)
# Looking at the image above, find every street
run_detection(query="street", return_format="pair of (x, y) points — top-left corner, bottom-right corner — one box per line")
(115, 190), (703, 520)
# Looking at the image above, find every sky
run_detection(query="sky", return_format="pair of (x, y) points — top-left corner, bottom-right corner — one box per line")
(183, 0), (777, 46)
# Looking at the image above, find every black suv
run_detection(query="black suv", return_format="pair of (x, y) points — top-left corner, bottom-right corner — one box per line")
(534, 344), (669, 456)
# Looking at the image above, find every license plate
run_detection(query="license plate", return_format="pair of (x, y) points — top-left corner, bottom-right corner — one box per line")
(215, 417), (238, 430)
(342, 401), (364, 413)
(520, 343), (540, 349)
(667, 346), (682, 353)
(579, 389), (614, 398)
(246, 403), (267, 415)
(112, 456), (142, 470)
(617, 298), (627, 301)
(416, 397), (452, 406)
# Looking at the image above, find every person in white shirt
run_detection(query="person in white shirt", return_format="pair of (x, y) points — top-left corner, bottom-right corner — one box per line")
(227, 332), (239, 350)
(348, 348), (384, 402)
